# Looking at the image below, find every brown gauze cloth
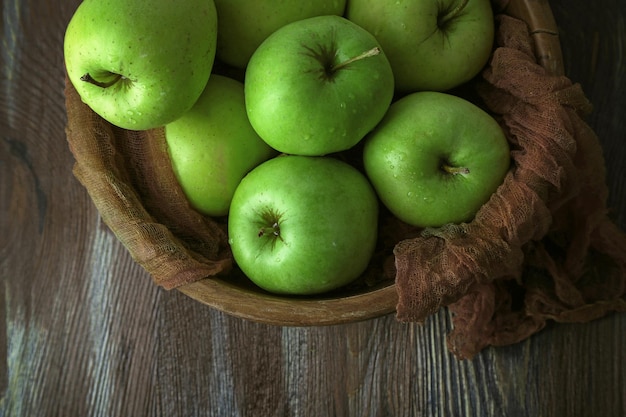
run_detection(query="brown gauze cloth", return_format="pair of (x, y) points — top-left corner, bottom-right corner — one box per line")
(393, 13), (626, 358)
(65, 12), (626, 359)
(64, 91), (234, 287)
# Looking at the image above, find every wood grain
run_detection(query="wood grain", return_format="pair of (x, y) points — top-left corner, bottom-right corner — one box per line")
(2, 0), (625, 416)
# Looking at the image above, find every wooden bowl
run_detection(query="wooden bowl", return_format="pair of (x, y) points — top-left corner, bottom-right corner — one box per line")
(174, 0), (565, 326)
(66, 0), (564, 326)
(179, 271), (399, 326)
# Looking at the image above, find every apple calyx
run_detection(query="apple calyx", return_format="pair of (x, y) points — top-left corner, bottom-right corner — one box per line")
(437, 0), (469, 29)
(258, 222), (281, 238)
(80, 72), (125, 88)
(256, 208), (284, 246)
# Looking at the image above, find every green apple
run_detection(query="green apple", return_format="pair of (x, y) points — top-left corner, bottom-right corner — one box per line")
(346, 0), (494, 93)
(213, 0), (347, 69)
(363, 91), (510, 228)
(64, 0), (218, 130)
(164, 75), (276, 217)
(244, 15), (395, 156)
(228, 155), (379, 295)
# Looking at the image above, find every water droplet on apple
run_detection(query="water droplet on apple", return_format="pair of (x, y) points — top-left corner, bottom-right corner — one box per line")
(228, 238), (234, 245)
(407, 191), (414, 197)
(339, 102), (346, 109)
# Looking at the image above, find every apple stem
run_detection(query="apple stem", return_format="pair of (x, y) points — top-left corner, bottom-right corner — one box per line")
(439, 0), (470, 27)
(331, 46), (381, 71)
(442, 164), (470, 175)
(80, 72), (124, 88)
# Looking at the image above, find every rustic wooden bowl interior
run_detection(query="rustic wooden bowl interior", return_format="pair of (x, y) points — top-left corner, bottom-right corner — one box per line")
(172, 0), (565, 326)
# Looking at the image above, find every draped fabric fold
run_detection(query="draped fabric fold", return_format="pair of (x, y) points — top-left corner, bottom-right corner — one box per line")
(393, 15), (626, 359)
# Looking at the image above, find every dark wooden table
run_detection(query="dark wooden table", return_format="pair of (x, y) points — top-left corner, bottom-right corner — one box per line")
(2, 1), (625, 416)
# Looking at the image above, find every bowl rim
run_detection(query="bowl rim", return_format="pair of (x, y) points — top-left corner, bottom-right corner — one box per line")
(178, 277), (399, 326)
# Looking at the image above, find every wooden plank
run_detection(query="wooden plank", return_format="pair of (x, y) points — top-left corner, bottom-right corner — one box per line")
(1, 0), (625, 416)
